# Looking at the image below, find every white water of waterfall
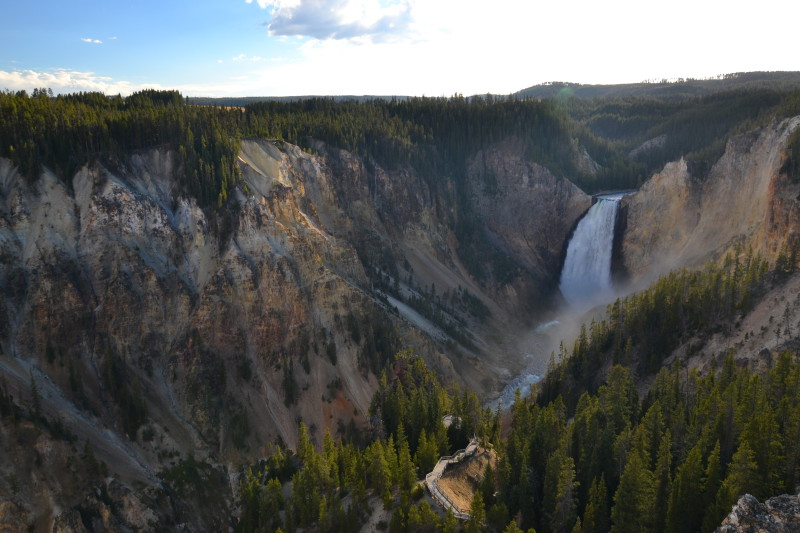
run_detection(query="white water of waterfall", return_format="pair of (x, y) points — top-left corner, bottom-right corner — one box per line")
(559, 196), (622, 309)
(489, 192), (628, 410)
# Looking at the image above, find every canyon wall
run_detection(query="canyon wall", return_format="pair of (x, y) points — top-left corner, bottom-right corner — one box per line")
(0, 137), (588, 529)
(621, 116), (800, 284)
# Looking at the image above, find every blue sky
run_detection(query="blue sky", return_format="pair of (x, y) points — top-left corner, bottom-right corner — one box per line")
(2, 0), (799, 97)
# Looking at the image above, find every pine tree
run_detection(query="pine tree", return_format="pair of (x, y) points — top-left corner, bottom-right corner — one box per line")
(610, 453), (654, 533)
(544, 448), (578, 533)
(503, 520), (525, 533)
(580, 476), (609, 533)
(481, 462), (497, 508)
(487, 502), (511, 532)
(385, 434), (399, 486)
(701, 442), (723, 533)
(264, 477), (283, 529)
(407, 504), (421, 532)
(665, 443), (704, 533)
(414, 428), (439, 477)
(409, 501), (440, 532)
(396, 424), (416, 493)
(710, 441), (758, 527)
(739, 387), (784, 498)
(632, 402), (664, 470)
(599, 366), (638, 434)
(238, 468), (261, 532)
(467, 489), (486, 533)
(782, 402), (800, 493)
(442, 508), (460, 533)
(366, 441), (393, 509)
(296, 422), (314, 464)
(388, 501), (406, 533)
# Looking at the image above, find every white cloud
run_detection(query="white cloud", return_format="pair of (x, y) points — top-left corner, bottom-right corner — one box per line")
(245, 0), (277, 8)
(81, 38), (103, 44)
(232, 54), (264, 62)
(0, 69), (150, 95)
(7, 0), (798, 99)
(233, 0), (566, 94)
(232, 0), (556, 95)
(234, 0), (800, 96)
(249, 0), (413, 41)
(0, 68), (273, 98)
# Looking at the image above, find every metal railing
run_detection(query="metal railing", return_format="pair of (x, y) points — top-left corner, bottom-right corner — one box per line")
(424, 438), (479, 521)
(426, 472), (470, 520)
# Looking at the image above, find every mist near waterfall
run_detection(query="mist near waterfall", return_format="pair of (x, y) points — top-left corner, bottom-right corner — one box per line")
(492, 193), (629, 409)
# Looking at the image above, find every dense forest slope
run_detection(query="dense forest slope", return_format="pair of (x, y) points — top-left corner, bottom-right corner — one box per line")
(2, 85), (800, 531)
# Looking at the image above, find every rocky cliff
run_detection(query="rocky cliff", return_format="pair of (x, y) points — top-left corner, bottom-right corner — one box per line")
(621, 116), (800, 284)
(0, 136), (588, 530)
(716, 493), (800, 532)
(468, 137), (592, 303)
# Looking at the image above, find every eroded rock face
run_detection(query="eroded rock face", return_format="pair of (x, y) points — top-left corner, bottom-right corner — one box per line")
(0, 136), (589, 528)
(468, 138), (592, 302)
(716, 493), (800, 532)
(621, 116), (800, 284)
(0, 144), (387, 530)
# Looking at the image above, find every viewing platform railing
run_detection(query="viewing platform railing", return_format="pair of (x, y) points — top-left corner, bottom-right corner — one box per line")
(424, 437), (479, 521)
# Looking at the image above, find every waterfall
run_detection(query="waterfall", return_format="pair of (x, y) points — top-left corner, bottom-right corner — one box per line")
(559, 195), (622, 308)
(490, 193), (628, 410)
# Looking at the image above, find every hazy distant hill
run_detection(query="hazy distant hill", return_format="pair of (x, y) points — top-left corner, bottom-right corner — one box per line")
(515, 71), (800, 100)
(187, 94), (411, 107)
(189, 72), (800, 107)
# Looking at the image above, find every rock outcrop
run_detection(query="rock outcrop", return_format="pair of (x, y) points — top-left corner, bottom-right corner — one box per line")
(716, 493), (800, 532)
(621, 116), (800, 284)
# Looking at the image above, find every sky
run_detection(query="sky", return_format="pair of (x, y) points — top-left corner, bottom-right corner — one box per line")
(1, 0), (798, 97)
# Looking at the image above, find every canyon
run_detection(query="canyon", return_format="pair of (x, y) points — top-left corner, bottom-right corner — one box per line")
(0, 131), (590, 529)
(1, 106), (800, 530)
